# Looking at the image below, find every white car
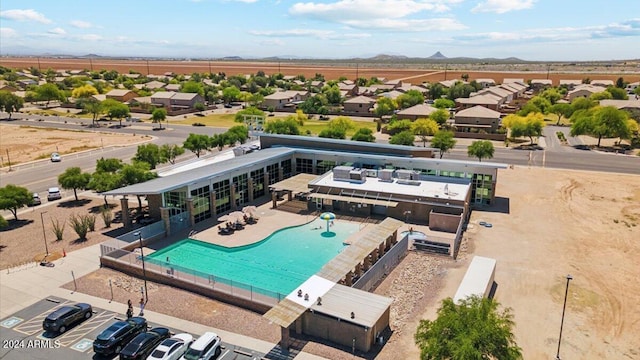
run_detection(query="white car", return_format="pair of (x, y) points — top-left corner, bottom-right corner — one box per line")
(47, 187), (62, 201)
(50, 152), (61, 162)
(147, 333), (193, 360)
(180, 332), (221, 360)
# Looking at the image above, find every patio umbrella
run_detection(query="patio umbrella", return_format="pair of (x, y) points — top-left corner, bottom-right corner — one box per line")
(229, 211), (245, 222)
(242, 205), (257, 214)
(217, 214), (233, 222)
(319, 212), (336, 233)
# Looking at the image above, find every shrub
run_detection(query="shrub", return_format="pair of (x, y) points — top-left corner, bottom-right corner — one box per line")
(101, 207), (113, 228)
(0, 214), (7, 229)
(85, 214), (96, 232)
(51, 218), (65, 241)
(69, 214), (89, 241)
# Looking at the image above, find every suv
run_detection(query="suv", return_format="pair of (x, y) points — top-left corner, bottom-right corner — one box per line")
(180, 332), (221, 360)
(47, 187), (62, 201)
(42, 303), (92, 334)
(31, 193), (42, 206)
(93, 317), (147, 356)
(119, 327), (170, 360)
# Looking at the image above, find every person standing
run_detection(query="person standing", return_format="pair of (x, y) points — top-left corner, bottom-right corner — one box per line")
(139, 297), (145, 316)
(126, 299), (133, 318)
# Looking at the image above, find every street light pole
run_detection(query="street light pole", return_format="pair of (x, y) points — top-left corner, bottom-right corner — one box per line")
(40, 211), (49, 258)
(555, 274), (573, 360)
(135, 231), (149, 303)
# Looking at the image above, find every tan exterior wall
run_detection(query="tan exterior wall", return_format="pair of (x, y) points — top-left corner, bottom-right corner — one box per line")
(343, 102), (373, 114)
(147, 194), (163, 219)
(301, 309), (387, 352)
(429, 211), (462, 233)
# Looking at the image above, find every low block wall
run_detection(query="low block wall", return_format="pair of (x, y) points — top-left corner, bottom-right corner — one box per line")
(428, 211), (461, 233)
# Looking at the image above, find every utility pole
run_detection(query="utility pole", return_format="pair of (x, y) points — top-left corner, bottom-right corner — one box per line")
(37, 57), (41, 71)
(89, 58), (93, 71)
(547, 64), (551, 80)
(555, 274), (573, 360)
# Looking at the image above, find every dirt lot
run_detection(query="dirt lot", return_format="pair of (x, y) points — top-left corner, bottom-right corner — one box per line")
(2, 57), (639, 85)
(0, 123), (150, 166)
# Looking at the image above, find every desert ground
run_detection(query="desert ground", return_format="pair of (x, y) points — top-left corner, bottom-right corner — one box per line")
(0, 123), (150, 167)
(2, 57), (639, 85)
(1, 126), (639, 359)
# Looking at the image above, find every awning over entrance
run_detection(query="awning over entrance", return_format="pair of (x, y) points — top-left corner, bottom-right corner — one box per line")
(269, 173), (318, 193)
(308, 193), (398, 208)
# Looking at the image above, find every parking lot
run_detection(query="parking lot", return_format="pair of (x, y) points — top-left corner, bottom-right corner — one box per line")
(0, 296), (266, 360)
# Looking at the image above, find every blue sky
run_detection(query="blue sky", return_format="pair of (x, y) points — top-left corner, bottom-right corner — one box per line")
(1, 0), (639, 61)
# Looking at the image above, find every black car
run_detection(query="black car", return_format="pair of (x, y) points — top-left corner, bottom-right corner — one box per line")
(119, 327), (170, 360)
(42, 303), (93, 334)
(93, 317), (147, 356)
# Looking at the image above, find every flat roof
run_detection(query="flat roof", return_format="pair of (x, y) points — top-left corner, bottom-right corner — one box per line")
(311, 172), (470, 202)
(103, 147), (294, 196)
(309, 193), (398, 207)
(310, 284), (393, 328)
(260, 133), (438, 153)
(269, 173), (318, 193)
(453, 256), (496, 304)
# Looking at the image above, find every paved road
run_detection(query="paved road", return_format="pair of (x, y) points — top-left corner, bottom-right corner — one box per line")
(2, 116), (639, 198)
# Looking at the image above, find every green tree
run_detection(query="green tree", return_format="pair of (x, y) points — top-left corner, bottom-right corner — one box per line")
(467, 140), (495, 162)
(159, 144), (185, 164)
(389, 130), (415, 146)
(102, 99), (130, 126)
(571, 97), (597, 111)
(415, 296), (522, 360)
(222, 85), (241, 104)
(503, 113), (546, 145)
(71, 84), (98, 99)
(589, 91), (613, 101)
(374, 97), (396, 120)
(299, 94), (329, 115)
(433, 98), (455, 109)
(234, 106), (265, 123)
(0, 214), (8, 229)
(387, 119), (413, 135)
(151, 108), (167, 129)
(0, 184), (31, 220)
(322, 85), (342, 105)
(447, 82), (476, 99)
(615, 77), (626, 88)
(58, 167), (91, 201)
(570, 106), (630, 147)
(0, 91), (24, 119)
(396, 90), (425, 109)
(411, 118), (439, 147)
(181, 81), (204, 96)
(83, 98), (102, 126)
(605, 86), (628, 100)
(540, 88), (563, 104)
(548, 103), (574, 125)
(134, 143), (161, 169)
(519, 95), (551, 115)
(183, 133), (210, 158)
(430, 130), (457, 159)
(264, 118), (301, 135)
(194, 102), (206, 114)
(429, 108), (450, 125)
(35, 83), (64, 107)
(428, 83), (445, 100)
(95, 157), (123, 173)
(228, 125), (249, 144)
(318, 127), (346, 139)
(326, 116), (355, 133)
(351, 127), (376, 142)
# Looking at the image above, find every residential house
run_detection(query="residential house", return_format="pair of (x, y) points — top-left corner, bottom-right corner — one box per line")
(338, 83), (359, 97)
(590, 79), (614, 87)
(369, 84), (395, 92)
(499, 82), (527, 98)
(566, 84), (603, 101)
(356, 86), (377, 96)
(0, 81), (18, 92)
(502, 78), (525, 84)
(599, 99), (640, 110)
(144, 80), (166, 90)
(456, 93), (503, 111)
(343, 96), (376, 114)
(559, 79), (582, 90)
(150, 91), (175, 108)
(530, 79), (553, 91)
(165, 84), (181, 92)
(384, 79), (403, 88)
(379, 90), (404, 100)
(398, 83), (429, 95)
(475, 79), (496, 88)
(91, 94), (107, 102)
(17, 79), (37, 89)
(439, 80), (463, 88)
(396, 104), (438, 121)
(171, 93), (205, 109)
(123, 73), (141, 79)
(263, 90), (309, 110)
(477, 86), (513, 103)
(454, 106), (503, 133)
(105, 89), (137, 102)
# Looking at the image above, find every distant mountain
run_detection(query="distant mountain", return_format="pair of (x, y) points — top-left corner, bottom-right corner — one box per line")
(368, 54), (409, 61)
(221, 56), (243, 61)
(428, 51), (447, 59)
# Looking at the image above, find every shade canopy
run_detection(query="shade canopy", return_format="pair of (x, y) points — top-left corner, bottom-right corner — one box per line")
(319, 212), (336, 221)
(242, 205), (257, 214)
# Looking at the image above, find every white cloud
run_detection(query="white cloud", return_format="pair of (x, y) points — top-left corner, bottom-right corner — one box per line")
(77, 34), (102, 41)
(288, 0), (465, 32)
(290, 0), (455, 20)
(250, 28), (370, 40)
(0, 27), (18, 38)
(70, 20), (92, 28)
(471, 0), (535, 14)
(0, 9), (52, 23)
(48, 27), (67, 35)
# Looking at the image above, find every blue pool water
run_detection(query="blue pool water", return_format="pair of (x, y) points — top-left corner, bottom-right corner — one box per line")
(146, 219), (359, 296)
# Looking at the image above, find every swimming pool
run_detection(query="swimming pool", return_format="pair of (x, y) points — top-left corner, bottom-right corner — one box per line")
(146, 219), (359, 296)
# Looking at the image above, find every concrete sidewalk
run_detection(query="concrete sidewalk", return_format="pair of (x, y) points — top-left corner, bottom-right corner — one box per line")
(0, 243), (325, 359)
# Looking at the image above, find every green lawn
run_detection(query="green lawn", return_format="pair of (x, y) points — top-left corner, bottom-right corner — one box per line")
(170, 113), (378, 136)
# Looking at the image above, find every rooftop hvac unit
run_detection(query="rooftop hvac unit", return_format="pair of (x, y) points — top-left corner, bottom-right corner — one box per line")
(396, 169), (413, 180)
(378, 169), (394, 182)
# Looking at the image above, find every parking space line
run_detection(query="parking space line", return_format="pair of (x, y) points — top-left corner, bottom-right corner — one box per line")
(12, 300), (74, 335)
(56, 311), (116, 347)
